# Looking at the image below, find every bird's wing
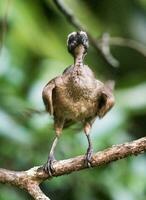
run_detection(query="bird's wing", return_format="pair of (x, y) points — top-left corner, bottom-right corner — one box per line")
(97, 85), (115, 118)
(42, 78), (56, 115)
(104, 80), (115, 91)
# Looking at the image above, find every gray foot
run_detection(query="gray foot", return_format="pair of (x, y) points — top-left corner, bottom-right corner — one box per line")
(85, 148), (93, 167)
(43, 156), (56, 176)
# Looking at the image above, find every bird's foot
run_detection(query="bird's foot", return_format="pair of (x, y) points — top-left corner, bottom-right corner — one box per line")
(43, 156), (56, 176)
(85, 148), (93, 168)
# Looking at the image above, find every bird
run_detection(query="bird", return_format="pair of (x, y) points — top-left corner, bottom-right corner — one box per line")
(42, 31), (115, 175)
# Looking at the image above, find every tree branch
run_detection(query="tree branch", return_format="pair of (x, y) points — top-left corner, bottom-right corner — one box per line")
(53, 0), (119, 68)
(109, 37), (146, 57)
(98, 33), (146, 58)
(53, 0), (146, 68)
(1, 137), (146, 199)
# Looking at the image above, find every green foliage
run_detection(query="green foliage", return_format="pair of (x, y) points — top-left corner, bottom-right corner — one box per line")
(0, 0), (146, 199)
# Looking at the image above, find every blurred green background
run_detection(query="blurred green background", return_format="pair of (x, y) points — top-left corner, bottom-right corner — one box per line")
(0, 0), (146, 199)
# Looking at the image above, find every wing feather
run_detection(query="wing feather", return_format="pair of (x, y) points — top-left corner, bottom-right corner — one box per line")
(42, 79), (56, 115)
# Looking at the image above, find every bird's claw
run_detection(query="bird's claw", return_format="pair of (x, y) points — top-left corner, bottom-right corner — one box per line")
(43, 156), (56, 176)
(85, 148), (93, 167)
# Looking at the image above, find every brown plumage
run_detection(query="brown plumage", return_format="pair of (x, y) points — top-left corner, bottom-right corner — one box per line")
(42, 31), (115, 175)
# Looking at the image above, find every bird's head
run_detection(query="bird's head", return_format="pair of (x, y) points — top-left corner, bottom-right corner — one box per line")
(67, 31), (89, 57)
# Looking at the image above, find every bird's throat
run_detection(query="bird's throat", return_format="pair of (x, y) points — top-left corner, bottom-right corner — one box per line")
(74, 55), (83, 67)
(74, 45), (84, 67)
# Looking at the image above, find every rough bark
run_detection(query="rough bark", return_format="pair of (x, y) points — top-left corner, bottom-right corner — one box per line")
(0, 137), (146, 199)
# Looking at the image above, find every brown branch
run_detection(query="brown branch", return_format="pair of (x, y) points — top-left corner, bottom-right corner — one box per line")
(53, 0), (146, 67)
(1, 137), (146, 199)
(109, 37), (146, 57)
(0, 167), (50, 200)
(98, 33), (146, 58)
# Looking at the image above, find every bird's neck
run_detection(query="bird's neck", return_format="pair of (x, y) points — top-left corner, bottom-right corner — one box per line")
(74, 45), (85, 67)
(74, 54), (83, 67)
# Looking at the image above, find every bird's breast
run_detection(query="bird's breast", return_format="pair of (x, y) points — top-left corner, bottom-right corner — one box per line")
(53, 81), (98, 120)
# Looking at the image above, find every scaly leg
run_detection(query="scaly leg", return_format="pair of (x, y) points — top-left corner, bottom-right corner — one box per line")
(43, 119), (64, 175)
(43, 136), (59, 175)
(84, 122), (93, 167)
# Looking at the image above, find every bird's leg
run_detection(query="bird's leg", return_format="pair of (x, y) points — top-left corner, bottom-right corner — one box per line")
(43, 120), (64, 176)
(43, 136), (59, 176)
(84, 122), (93, 167)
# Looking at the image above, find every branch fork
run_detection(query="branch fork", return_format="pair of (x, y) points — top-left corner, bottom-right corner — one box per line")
(1, 137), (146, 199)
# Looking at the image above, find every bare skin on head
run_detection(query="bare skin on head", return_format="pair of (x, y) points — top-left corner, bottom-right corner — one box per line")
(42, 31), (115, 175)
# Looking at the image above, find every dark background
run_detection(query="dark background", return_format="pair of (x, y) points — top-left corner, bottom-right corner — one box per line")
(0, 0), (146, 199)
